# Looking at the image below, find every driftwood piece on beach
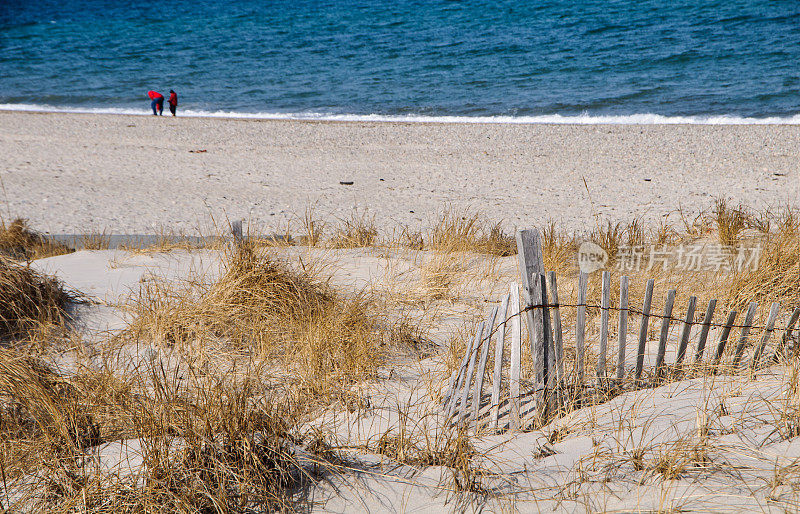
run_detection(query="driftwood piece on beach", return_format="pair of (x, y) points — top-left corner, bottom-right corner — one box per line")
(655, 289), (676, 375)
(473, 307), (499, 429)
(509, 285), (522, 429)
(751, 302), (781, 369)
(516, 229), (547, 416)
(616, 275), (629, 381)
(675, 296), (697, 367)
(576, 272), (588, 385)
(694, 299), (717, 364)
(597, 271), (611, 380)
(490, 293), (511, 431)
(732, 302), (758, 368)
(713, 310), (738, 366)
(635, 279), (655, 382)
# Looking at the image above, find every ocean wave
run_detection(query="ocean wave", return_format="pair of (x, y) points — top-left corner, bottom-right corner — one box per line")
(1, 103), (799, 125)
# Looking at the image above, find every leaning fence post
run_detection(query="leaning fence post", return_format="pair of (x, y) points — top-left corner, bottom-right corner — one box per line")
(732, 302), (758, 368)
(516, 229), (548, 419)
(473, 307), (499, 430)
(712, 310), (738, 367)
(597, 271), (611, 381)
(675, 296), (697, 368)
(576, 272), (588, 386)
(490, 293), (511, 431)
(548, 271), (564, 406)
(654, 289), (676, 376)
(751, 302), (781, 370)
(693, 299), (717, 364)
(509, 285), (522, 429)
(635, 279), (655, 383)
(446, 327), (477, 420)
(772, 307), (800, 363)
(616, 275), (629, 382)
(458, 321), (484, 425)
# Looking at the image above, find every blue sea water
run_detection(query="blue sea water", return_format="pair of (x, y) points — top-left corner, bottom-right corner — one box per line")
(1, 0), (799, 123)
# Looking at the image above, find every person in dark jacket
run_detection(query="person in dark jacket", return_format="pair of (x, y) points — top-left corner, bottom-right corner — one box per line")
(168, 90), (178, 116)
(148, 90), (164, 115)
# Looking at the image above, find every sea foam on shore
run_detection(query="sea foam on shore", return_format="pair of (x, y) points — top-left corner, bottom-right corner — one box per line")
(2, 104), (800, 125)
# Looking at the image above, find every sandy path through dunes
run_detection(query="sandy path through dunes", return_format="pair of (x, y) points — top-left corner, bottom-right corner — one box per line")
(1, 111), (798, 235)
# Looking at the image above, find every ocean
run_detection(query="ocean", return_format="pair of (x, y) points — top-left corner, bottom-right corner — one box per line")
(1, 0), (799, 123)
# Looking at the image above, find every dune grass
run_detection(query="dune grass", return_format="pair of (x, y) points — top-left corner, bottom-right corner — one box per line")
(3, 200), (800, 511)
(0, 218), (73, 261)
(0, 258), (73, 342)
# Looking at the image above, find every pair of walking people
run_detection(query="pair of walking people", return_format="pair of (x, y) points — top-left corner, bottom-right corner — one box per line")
(147, 90), (178, 116)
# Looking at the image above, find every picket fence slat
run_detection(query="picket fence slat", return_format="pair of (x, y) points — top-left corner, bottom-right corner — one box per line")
(775, 307), (800, 361)
(694, 299), (717, 364)
(490, 293), (511, 431)
(473, 307), (499, 429)
(616, 275), (629, 381)
(751, 302), (781, 369)
(732, 302), (758, 367)
(655, 289), (676, 375)
(598, 271), (611, 380)
(509, 285), (522, 429)
(548, 271), (565, 404)
(713, 310), (738, 366)
(576, 272), (588, 384)
(458, 321), (483, 424)
(675, 296), (697, 367)
(635, 279), (655, 382)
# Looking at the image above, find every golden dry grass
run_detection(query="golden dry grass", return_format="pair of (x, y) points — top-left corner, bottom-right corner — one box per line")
(0, 259), (72, 342)
(3, 202), (800, 511)
(124, 241), (421, 400)
(427, 209), (516, 256)
(0, 218), (73, 261)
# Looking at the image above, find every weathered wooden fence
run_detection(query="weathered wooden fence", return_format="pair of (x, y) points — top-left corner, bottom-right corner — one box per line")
(442, 229), (800, 433)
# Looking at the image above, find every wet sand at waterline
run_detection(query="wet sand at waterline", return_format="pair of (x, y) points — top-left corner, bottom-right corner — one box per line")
(1, 110), (797, 234)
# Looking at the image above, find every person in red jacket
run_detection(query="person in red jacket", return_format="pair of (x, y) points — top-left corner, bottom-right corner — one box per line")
(148, 90), (164, 115)
(168, 90), (178, 116)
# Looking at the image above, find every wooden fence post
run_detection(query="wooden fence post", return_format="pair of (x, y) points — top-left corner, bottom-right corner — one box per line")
(635, 279), (655, 382)
(732, 302), (758, 368)
(597, 271), (611, 380)
(712, 310), (738, 367)
(490, 293), (511, 431)
(516, 229), (549, 419)
(458, 321), (484, 424)
(231, 219), (243, 245)
(509, 285), (522, 429)
(548, 271), (564, 405)
(473, 307), (499, 430)
(751, 302), (780, 369)
(616, 275), (629, 382)
(675, 296), (697, 367)
(773, 307), (800, 362)
(654, 289), (676, 376)
(446, 326), (479, 420)
(693, 299), (717, 364)
(576, 272), (588, 386)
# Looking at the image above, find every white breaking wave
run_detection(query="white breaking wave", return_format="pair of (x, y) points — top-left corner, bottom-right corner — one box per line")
(2, 103), (800, 125)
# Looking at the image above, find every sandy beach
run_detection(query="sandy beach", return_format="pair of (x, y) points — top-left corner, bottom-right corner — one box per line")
(1, 110), (797, 235)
